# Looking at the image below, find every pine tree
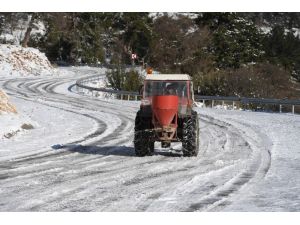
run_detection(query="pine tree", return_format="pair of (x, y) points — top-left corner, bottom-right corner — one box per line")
(264, 25), (300, 81)
(196, 13), (265, 69)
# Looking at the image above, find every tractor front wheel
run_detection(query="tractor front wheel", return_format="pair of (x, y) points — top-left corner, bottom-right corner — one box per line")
(134, 111), (154, 157)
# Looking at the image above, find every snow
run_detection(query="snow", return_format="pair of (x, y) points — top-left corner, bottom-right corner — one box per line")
(0, 112), (34, 140)
(0, 66), (300, 211)
(186, 26), (198, 35)
(211, 110), (300, 211)
(30, 20), (46, 38)
(149, 12), (199, 20)
(0, 34), (17, 45)
(0, 44), (55, 77)
(0, 89), (21, 138)
(197, 108), (300, 211)
(0, 14), (46, 45)
(259, 26), (300, 39)
(259, 26), (272, 34)
(292, 27), (300, 38)
(0, 94), (97, 161)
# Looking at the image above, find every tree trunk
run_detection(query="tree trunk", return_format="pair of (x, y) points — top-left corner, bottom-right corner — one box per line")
(21, 13), (37, 48)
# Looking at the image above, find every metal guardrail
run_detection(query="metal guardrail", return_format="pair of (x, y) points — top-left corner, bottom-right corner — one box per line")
(196, 95), (300, 106)
(196, 96), (300, 114)
(76, 74), (141, 100)
(76, 75), (300, 114)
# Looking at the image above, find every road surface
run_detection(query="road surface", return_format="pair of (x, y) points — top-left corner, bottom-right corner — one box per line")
(1, 67), (299, 211)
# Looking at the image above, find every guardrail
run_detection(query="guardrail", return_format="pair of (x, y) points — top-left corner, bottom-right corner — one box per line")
(76, 75), (141, 101)
(76, 75), (300, 114)
(197, 95), (300, 114)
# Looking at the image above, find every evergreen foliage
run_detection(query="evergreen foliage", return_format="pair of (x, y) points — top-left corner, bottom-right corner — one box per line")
(197, 13), (264, 69)
(106, 64), (142, 92)
(1, 12), (300, 95)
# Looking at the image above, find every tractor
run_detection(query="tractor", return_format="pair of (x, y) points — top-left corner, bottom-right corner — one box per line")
(134, 74), (199, 157)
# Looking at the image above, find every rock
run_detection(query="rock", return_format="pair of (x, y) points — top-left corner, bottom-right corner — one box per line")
(21, 123), (34, 130)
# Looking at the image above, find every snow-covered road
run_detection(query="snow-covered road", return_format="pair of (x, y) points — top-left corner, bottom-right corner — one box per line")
(0, 67), (299, 211)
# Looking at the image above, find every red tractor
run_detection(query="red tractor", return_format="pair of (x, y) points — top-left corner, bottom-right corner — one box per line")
(134, 74), (199, 157)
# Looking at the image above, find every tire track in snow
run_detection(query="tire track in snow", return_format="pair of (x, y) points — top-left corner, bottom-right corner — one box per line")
(0, 68), (272, 211)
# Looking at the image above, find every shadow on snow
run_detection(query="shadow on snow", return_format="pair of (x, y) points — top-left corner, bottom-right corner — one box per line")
(51, 144), (182, 157)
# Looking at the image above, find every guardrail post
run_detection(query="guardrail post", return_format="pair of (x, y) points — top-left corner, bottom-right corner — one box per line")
(212, 100), (214, 108)
(127, 95), (130, 101)
(279, 104), (282, 113)
(222, 101), (225, 108)
(232, 101), (235, 109)
(121, 94), (123, 100)
(203, 100), (206, 107)
(292, 105), (295, 114)
(135, 95), (138, 101)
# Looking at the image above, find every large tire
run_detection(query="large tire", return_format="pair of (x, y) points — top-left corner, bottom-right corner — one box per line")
(182, 110), (199, 157)
(134, 111), (154, 157)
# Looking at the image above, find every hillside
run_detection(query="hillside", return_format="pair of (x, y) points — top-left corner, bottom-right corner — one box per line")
(1, 12), (300, 99)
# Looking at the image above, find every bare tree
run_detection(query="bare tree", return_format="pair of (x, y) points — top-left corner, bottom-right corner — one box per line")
(21, 13), (38, 48)
(150, 15), (213, 75)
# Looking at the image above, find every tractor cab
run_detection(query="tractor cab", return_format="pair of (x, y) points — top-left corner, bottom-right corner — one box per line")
(141, 74), (194, 116)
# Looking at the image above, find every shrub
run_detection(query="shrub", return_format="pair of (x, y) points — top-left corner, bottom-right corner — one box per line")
(106, 65), (142, 92)
(195, 63), (298, 99)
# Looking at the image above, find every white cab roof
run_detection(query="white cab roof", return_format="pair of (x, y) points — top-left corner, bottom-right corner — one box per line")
(145, 74), (191, 81)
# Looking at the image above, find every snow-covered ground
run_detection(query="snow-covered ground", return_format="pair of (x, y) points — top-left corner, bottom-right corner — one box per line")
(0, 66), (300, 211)
(0, 112), (35, 140)
(0, 44), (62, 140)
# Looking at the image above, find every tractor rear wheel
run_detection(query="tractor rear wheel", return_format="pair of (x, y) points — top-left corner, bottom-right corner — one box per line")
(134, 111), (154, 156)
(182, 110), (199, 157)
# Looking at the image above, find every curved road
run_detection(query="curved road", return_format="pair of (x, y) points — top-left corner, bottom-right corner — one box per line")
(0, 67), (274, 211)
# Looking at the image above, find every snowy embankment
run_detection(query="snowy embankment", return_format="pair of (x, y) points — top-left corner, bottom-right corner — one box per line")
(0, 66), (100, 160)
(0, 44), (57, 139)
(0, 88), (35, 140)
(0, 44), (54, 77)
(0, 44), (78, 141)
(1, 89), (24, 139)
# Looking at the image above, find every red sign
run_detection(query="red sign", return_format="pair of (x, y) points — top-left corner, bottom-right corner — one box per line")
(131, 53), (137, 59)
